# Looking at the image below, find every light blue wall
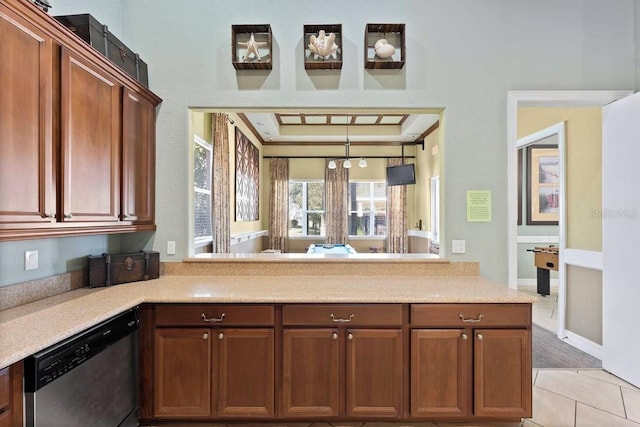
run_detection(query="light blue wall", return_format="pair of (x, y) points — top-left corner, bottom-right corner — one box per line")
(6, 0), (637, 287)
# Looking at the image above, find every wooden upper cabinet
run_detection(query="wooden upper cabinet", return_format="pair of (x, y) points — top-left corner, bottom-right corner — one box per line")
(122, 87), (156, 223)
(60, 47), (121, 223)
(0, 6), (54, 227)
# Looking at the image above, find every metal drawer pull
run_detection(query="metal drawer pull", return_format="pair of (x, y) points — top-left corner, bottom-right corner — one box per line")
(201, 313), (225, 323)
(477, 334), (484, 341)
(218, 333), (224, 340)
(202, 333), (208, 340)
(330, 313), (354, 323)
(461, 333), (468, 340)
(459, 313), (484, 323)
(332, 332), (338, 340)
(347, 332), (354, 340)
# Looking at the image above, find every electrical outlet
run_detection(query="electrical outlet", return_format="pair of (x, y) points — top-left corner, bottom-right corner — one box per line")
(25, 250), (39, 270)
(451, 240), (466, 254)
(167, 241), (176, 255)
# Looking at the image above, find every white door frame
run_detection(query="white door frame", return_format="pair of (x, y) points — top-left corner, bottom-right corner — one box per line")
(507, 91), (631, 351)
(517, 124), (565, 337)
(507, 90), (631, 288)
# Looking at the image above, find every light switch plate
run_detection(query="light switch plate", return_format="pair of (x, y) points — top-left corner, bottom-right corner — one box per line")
(25, 250), (38, 270)
(167, 241), (176, 255)
(451, 240), (466, 254)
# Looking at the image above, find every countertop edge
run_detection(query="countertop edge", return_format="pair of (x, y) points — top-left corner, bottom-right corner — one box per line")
(0, 275), (537, 369)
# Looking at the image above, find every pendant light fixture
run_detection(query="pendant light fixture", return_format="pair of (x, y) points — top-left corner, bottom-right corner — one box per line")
(327, 114), (367, 169)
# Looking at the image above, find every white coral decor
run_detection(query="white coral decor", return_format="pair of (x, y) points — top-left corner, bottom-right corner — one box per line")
(308, 30), (339, 59)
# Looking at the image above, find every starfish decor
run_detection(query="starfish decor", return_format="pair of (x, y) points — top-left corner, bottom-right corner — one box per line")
(237, 33), (268, 62)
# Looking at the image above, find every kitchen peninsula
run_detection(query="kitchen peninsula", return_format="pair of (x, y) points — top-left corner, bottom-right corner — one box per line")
(0, 259), (536, 425)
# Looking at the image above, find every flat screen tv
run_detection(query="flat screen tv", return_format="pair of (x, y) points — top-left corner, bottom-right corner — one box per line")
(386, 163), (416, 186)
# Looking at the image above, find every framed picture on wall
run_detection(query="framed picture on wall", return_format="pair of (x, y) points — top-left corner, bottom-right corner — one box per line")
(235, 128), (259, 221)
(527, 145), (559, 225)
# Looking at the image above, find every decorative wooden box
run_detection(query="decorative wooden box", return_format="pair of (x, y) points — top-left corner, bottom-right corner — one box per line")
(232, 24), (272, 70)
(54, 14), (149, 86)
(304, 24), (342, 70)
(364, 23), (405, 69)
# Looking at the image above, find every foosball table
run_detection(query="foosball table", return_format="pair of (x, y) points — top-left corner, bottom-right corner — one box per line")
(527, 246), (558, 296)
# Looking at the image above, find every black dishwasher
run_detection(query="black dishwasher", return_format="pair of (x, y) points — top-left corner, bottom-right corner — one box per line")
(24, 307), (139, 427)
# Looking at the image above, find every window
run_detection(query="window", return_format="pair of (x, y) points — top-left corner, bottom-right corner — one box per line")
(289, 180), (325, 237)
(431, 176), (440, 243)
(348, 182), (387, 237)
(193, 135), (212, 245)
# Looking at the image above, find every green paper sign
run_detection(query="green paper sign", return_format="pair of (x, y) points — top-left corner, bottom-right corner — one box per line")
(467, 190), (492, 222)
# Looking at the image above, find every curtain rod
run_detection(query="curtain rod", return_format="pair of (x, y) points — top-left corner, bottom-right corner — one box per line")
(262, 155), (416, 159)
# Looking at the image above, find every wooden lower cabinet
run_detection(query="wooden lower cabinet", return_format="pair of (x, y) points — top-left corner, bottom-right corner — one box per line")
(474, 328), (532, 418)
(281, 329), (340, 417)
(153, 326), (274, 419)
(144, 303), (531, 424)
(154, 328), (211, 417)
(346, 329), (403, 417)
(0, 361), (23, 427)
(411, 329), (472, 417)
(281, 327), (402, 418)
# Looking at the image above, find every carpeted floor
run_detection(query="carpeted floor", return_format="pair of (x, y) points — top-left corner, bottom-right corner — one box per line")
(532, 323), (602, 368)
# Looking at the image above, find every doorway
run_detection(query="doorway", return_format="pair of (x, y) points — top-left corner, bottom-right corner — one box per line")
(507, 91), (631, 360)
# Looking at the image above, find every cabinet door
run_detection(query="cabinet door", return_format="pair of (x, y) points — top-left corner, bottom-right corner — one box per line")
(410, 329), (471, 417)
(345, 329), (402, 417)
(218, 328), (274, 416)
(0, 7), (54, 226)
(474, 329), (532, 418)
(60, 47), (120, 223)
(122, 87), (155, 223)
(282, 328), (340, 417)
(154, 328), (211, 417)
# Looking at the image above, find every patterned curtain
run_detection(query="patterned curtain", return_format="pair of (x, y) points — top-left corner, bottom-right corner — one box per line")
(386, 157), (408, 253)
(212, 113), (230, 253)
(325, 159), (349, 244)
(268, 158), (289, 251)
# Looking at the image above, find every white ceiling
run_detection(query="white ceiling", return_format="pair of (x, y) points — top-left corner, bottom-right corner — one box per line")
(241, 112), (440, 145)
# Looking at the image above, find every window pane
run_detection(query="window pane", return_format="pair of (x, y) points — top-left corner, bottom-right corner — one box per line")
(355, 182), (370, 198)
(194, 192), (212, 238)
(374, 182), (386, 197)
(307, 212), (324, 235)
(374, 213), (386, 236)
(194, 144), (211, 190)
(349, 214), (370, 236)
(307, 182), (324, 210)
(373, 200), (386, 211)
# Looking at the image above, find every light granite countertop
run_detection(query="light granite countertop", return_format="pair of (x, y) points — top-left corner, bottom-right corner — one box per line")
(0, 275), (536, 369)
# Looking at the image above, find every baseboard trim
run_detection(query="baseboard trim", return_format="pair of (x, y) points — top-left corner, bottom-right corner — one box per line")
(562, 330), (603, 360)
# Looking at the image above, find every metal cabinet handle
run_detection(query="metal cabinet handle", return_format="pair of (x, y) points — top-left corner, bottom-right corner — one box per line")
(201, 313), (225, 323)
(461, 333), (468, 340)
(41, 212), (54, 219)
(64, 213), (73, 219)
(202, 333), (208, 340)
(218, 333), (224, 340)
(477, 333), (483, 341)
(347, 332), (354, 340)
(330, 313), (354, 323)
(332, 332), (338, 340)
(459, 313), (484, 323)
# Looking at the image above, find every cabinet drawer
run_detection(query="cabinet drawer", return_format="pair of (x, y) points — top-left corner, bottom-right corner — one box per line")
(283, 304), (402, 326)
(411, 304), (530, 328)
(0, 367), (9, 410)
(155, 304), (274, 326)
